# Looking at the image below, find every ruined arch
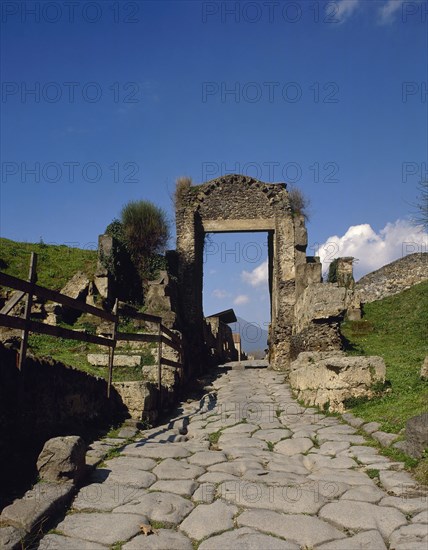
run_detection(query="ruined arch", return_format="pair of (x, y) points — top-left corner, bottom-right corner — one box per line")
(175, 174), (310, 371)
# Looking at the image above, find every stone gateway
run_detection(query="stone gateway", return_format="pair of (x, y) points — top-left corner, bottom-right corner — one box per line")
(175, 174), (349, 372)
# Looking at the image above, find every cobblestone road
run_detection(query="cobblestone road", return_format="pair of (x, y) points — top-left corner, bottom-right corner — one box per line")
(39, 361), (427, 549)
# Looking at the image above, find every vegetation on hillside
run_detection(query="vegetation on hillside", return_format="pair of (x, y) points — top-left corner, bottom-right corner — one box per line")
(103, 200), (169, 294)
(341, 280), (428, 432)
(0, 237), (97, 291)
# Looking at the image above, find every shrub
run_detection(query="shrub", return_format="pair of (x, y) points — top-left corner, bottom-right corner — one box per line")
(288, 185), (310, 220)
(174, 176), (192, 207)
(120, 200), (170, 277)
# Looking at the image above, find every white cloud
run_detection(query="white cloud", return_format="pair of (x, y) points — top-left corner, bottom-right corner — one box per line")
(241, 259), (268, 287)
(234, 294), (250, 305)
(212, 289), (230, 299)
(335, 0), (360, 23)
(378, 0), (404, 25)
(316, 219), (428, 280)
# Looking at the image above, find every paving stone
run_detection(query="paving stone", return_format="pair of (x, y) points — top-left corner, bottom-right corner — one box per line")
(105, 456), (157, 471)
(192, 483), (216, 503)
(392, 543), (428, 550)
(291, 429), (318, 439)
(219, 436), (267, 449)
(38, 534), (108, 549)
(274, 437), (313, 455)
(91, 467), (156, 488)
(56, 512), (146, 545)
(113, 491), (194, 524)
(180, 500), (238, 540)
(187, 450), (227, 466)
(241, 469), (308, 486)
(121, 442), (190, 459)
(315, 530), (387, 550)
(318, 441), (350, 456)
(340, 484), (387, 503)
(180, 440), (210, 452)
(208, 458), (263, 476)
(197, 471), (241, 484)
(390, 524), (428, 546)
(152, 458), (205, 480)
(117, 426), (139, 439)
(198, 527), (299, 549)
(372, 430), (398, 447)
(362, 421), (382, 434)
(341, 413), (365, 428)
(319, 500), (407, 539)
(317, 425), (357, 435)
(379, 496), (428, 515)
(303, 454), (356, 471)
(73, 482), (147, 512)
(317, 434), (366, 444)
(221, 423), (258, 434)
(309, 468), (378, 486)
(217, 480), (325, 514)
(221, 447), (269, 459)
(122, 529), (193, 550)
(300, 479), (350, 499)
(364, 461), (404, 470)
(379, 470), (419, 495)
(149, 479), (198, 496)
(0, 526), (25, 550)
(412, 509), (428, 523)
(237, 509), (346, 547)
(252, 428), (292, 442)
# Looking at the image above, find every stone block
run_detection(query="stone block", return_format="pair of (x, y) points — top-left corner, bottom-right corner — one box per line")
(87, 354), (141, 367)
(37, 436), (86, 483)
(405, 413), (428, 458)
(0, 482), (74, 533)
(289, 354), (386, 413)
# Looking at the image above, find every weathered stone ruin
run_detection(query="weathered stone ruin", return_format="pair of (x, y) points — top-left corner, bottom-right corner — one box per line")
(356, 252), (428, 303)
(174, 174), (360, 372)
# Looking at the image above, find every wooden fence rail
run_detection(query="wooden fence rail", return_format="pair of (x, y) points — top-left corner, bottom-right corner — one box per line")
(0, 253), (183, 411)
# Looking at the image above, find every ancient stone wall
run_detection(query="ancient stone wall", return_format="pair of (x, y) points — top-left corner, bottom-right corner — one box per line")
(356, 253), (428, 303)
(0, 344), (127, 508)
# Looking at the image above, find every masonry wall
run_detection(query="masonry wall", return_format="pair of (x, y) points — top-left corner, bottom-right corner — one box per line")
(0, 344), (127, 509)
(356, 253), (428, 303)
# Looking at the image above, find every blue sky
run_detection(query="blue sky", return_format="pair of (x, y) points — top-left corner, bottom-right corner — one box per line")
(1, 0), (427, 334)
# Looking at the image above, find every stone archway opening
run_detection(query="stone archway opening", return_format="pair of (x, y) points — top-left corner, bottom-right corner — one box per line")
(202, 231), (272, 357)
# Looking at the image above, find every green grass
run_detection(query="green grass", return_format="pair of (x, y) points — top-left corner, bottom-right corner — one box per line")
(341, 281), (428, 432)
(0, 237), (97, 291)
(27, 317), (155, 382)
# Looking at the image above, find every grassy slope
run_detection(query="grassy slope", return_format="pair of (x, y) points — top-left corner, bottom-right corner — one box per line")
(0, 237), (97, 291)
(341, 280), (428, 432)
(0, 237), (153, 380)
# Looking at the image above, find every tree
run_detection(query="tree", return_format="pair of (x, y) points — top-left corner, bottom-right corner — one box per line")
(412, 180), (428, 229)
(120, 200), (170, 276)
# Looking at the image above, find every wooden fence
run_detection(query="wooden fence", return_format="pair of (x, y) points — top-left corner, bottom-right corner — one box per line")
(0, 253), (183, 408)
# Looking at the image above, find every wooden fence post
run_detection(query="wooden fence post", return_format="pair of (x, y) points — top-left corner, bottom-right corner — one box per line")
(107, 298), (119, 398)
(157, 323), (162, 414)
(18, 252), (37, 371)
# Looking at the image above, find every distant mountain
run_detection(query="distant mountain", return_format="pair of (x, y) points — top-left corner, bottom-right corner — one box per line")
(229, 316), (269, 353)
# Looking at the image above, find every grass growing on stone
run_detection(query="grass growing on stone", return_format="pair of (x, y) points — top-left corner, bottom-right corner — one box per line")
(0, 237), (97, 291)
(208, 430), (222, 446)
(341, 281), (428, 432)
